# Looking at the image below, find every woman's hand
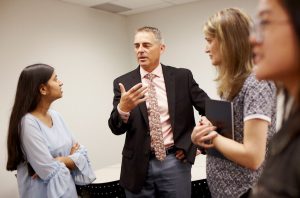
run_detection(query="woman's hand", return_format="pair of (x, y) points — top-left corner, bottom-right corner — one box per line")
(199, 116), (212, 126)
(55, 156), (76, 170)
(70, 143), (80, 155)
(54, 143), (80, 170)
(31, 173), (39, 180)
(191, 121), (218, 149)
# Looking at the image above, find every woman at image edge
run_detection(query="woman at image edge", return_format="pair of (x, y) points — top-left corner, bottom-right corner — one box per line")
(191, 8), (277, 197)
(6, 64), (96, 198)
(249, 0), (300, 196)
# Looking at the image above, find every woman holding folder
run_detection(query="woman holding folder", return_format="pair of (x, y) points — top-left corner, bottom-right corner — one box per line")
(191, 8), (277, 197)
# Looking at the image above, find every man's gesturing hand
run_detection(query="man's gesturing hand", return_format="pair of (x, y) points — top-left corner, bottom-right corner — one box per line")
(118, 83), (148, 112)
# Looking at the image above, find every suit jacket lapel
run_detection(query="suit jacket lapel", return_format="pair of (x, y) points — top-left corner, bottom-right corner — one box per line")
(131, 66), (149, 126)
(162, 64), (176, 130)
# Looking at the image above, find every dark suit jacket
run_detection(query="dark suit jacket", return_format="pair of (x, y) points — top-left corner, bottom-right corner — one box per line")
(108, 64), (209, 193)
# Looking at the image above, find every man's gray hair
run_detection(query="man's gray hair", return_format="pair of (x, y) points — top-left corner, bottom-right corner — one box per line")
(136, 26), (164, 43)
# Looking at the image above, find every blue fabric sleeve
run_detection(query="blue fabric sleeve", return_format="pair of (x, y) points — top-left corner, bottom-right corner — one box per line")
(51, 110), (96, 185)
(21, 117), (74, 198)
(69, 145), (96, 185)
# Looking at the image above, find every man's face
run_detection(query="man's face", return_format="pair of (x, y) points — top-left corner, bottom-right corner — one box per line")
(134, 31), (165, 72)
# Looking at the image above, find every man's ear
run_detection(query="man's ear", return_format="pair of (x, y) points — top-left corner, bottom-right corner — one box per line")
(160, 44), (166, 54)
(39, 84), (47, 96)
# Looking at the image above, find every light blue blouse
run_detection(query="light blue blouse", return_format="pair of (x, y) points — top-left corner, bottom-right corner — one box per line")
(17, 109), (96, 198)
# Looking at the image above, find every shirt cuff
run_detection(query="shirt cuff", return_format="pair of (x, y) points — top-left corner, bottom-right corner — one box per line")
(117, 104), (130, 123)
(244, 114), (271, 124)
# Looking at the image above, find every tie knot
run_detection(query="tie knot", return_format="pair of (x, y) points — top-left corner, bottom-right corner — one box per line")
(145, 73), (155, 81)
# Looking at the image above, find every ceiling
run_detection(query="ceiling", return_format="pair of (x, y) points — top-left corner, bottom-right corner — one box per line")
(60, 0), (200, 16)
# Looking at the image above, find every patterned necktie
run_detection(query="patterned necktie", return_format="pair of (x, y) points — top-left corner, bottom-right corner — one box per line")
(145, 73), (166, 161)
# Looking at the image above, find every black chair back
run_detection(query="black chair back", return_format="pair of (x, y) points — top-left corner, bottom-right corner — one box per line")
(191, 179), (211, 198)
(76, 180), (126, 198)
(77, 178), (211, 197)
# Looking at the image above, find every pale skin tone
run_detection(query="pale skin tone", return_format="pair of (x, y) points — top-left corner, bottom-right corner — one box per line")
(250, 0), (299, 98)
(118, 31), (185, 160)
(191, 32), (270, 170)
(31, 72), (79, 178)
(205, 36), (222, 66)
(192, 117), (269, 170)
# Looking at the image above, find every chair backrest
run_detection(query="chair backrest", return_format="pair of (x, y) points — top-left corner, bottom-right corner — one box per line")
(77, 178), (211, 198)
(76, 180), (126, 198)
(191, 179), (211, 198)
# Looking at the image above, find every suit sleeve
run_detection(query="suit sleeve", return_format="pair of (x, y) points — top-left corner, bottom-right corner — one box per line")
(108, 78), (130, 135)
(187, 69), (210, 115)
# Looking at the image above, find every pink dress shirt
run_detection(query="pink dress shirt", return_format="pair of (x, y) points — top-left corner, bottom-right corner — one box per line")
(118, 64), (174, 148)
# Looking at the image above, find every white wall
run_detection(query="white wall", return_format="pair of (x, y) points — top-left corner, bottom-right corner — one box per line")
(126, 0), (258, 99)
(0, 0), (129, 197)
(0, 0), (258, 197)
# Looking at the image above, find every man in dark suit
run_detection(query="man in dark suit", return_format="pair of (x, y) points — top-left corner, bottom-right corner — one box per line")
(108, 26), (209, 197)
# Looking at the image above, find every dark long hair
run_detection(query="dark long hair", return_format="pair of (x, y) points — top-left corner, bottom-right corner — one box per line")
(6, 63), (54, 171)
(282, 0), (300, 106)
(277, 0), (300, 144)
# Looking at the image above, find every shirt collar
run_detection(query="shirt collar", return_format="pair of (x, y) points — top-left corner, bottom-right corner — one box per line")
(140, 64), (163, 79)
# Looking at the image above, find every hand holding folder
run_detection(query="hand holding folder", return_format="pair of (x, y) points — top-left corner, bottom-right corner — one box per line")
(204, 99), (234, 158)
(205, 99), (234, 139)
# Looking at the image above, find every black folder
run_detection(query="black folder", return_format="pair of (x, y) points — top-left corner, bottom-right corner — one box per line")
(205, 99), (234, 139)
(205, 99), (234, 158)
